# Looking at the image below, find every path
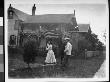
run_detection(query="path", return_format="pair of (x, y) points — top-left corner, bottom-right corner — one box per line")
(94, 60), (106, 78)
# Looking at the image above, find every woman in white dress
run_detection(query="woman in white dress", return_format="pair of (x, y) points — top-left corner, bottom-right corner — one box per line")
(45, 41), (56, 64)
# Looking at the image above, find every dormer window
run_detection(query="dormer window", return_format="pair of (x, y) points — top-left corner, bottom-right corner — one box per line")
(8, 9), (13, 19)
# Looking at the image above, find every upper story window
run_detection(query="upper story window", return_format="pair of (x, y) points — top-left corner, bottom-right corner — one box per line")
(8, 9), (13, 19)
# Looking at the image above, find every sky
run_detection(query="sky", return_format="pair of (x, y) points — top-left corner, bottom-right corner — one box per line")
(5, 0), (108, 44)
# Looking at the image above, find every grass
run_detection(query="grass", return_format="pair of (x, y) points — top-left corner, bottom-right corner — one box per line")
(8, 51), (105, 78)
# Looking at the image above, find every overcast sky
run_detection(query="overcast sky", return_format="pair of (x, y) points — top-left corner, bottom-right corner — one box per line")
(5, 0), (108, 44)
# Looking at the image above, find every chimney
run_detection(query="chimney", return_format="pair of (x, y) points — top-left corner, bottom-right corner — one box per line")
(9, 4), (11, 7)
(8, 4), (13, 19)
(9, 4), (12, 9)
(32, 4), (36, 16)
(74, 10), (75, 16)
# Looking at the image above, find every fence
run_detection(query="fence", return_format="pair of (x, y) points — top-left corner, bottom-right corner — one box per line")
(85, 51), (105, 58)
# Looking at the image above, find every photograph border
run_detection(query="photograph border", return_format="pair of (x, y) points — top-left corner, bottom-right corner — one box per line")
(5, 0), (109, 82)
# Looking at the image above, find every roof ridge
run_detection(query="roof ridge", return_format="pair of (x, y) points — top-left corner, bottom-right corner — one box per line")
(29, 14), (75, 16)
(12, 7), (30, 16)
(78, 23), (90, 25)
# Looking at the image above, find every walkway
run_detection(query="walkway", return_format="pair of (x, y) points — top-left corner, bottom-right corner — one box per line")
(94, 60), (106, 78)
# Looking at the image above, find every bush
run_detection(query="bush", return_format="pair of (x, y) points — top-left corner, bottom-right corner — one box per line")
(22, 38), (37, 68)
(96, 41), (104, 51)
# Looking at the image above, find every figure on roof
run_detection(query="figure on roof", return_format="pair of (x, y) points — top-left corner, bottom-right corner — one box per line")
(74, 10), (75, 16)
(32, 4), (36, 16)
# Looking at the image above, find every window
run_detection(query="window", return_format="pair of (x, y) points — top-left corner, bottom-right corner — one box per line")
(9, 35), (16, 46)
(8, 10), (13, 19)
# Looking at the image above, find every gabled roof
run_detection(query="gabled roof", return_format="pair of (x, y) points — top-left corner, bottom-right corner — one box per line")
(10, 7), (76, 23)
(78, 24), (90, 32)
(24, 14), (75, 23)
(11, 7), (29, 21)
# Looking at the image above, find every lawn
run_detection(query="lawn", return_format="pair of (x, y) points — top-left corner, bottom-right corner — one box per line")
(8, 51), (105, 78)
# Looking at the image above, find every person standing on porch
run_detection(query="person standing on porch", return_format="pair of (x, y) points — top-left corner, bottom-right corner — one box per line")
(62, 37), (72, 69)
(45, 41), (56, 64)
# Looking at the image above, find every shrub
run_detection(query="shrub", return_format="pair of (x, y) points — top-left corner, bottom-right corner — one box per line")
(22, 38), (37, 68)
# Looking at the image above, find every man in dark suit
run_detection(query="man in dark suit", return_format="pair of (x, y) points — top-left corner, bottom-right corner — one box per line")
(60, 39), (66, 65)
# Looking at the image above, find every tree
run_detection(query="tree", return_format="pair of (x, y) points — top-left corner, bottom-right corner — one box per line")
(96, 40), (104, 51)
(85, 32), (104, 51)
(23, 37), (37, 69)
(103, 29), (106, 43)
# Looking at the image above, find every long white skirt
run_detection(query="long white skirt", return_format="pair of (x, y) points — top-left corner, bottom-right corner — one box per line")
(45, 50), (56, 63)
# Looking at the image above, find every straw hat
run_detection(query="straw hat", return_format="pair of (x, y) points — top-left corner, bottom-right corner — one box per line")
(64, 37), (70, 40)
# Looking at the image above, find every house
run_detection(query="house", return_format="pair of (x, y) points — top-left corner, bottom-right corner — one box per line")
(68, 24), (91, 52)
(8, 4), (92, 55)
(8, 4), (77, 45)
(8, 4), (29, 45)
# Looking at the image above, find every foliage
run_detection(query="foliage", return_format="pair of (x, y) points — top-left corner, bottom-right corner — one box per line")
(103, 30), (106, 43)
(78, 32), (104, 52)
(22, 37), (37, 67)
(78, 39), (91, 51)
(96, 41), (104, 51)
